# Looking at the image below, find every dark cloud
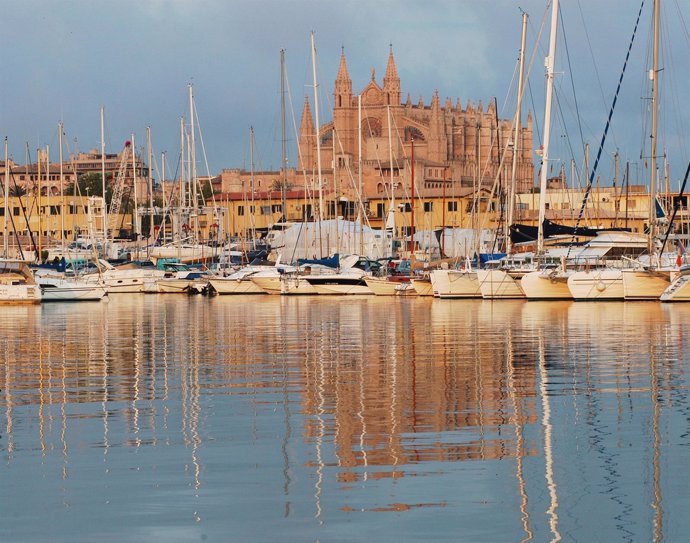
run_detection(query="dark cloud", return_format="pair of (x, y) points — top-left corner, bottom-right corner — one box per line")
(0, 0), (688, 184)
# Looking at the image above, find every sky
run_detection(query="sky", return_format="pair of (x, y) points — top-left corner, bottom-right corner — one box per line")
(1, 0), (689, 187)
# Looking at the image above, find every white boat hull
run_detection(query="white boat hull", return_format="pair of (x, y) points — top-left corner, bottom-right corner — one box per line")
(621, 269), (670, 300)
(156, 279), (206, 294)
(38, 279), (107, 301)
(411, 278), (434, 296)
(477, 269), (525, 299)
(209, 278), (265, 294)
(0, 284), (41, 304)
(364, 277), (407, 296)
(521, 270), (572, 300)
(433, 269), (481, 298)
(309, 282), (372, 295)
(660, 274), (690, 302)
(567, 269), (623, 300)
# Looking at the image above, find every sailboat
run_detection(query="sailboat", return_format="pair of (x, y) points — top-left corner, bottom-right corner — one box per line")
(622, 0), (673, 300)
(516, 0), (577, 300)
(570, 0), (669, 301)
(476, 11), (533, 300)
(32, 124), (108, 301)
(0, 138), (42, 304)
(149, 85), (218, 265)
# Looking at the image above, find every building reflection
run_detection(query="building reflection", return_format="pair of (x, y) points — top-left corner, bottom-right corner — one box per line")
(2, 296), (689, 539)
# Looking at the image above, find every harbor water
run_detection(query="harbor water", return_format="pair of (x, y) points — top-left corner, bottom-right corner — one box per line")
(2, 295), (690, 541)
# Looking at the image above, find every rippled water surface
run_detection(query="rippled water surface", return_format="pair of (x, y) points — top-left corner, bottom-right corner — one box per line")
(2, 296), (690, 542)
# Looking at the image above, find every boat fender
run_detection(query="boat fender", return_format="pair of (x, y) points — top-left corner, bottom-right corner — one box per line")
(596, 281), (606, 292)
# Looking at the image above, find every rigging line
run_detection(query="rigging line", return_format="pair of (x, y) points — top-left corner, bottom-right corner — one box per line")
(576, 0), (619, 150)
(674, 0), (690, 49)
(660, 162), (690, 255)
(567, 0), (645, 258)
(283, 62), (313, 205)
(525, 1), (553, 149)
(559, 3), (587, 158)
(190, 98), (218, 211)
(664, 5), (689, 165)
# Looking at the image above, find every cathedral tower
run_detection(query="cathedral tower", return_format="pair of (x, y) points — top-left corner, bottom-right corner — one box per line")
(333, 49), (355, 158)
(298, 96), (315, 172)
(383, 46), (401, 106)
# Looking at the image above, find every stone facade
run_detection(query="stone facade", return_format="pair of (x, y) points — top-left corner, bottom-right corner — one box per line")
(297, 48), (535, 201)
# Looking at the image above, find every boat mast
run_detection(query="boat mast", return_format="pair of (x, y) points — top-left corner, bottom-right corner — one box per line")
(358, 94), (364, 257)
(147, 126), (154, 246)
(250, 126), (257, 250)
(131, 133), (139, 239)
(280, 49), (288, 222)
(410, 139), (415, 266)
(649, 0), (660, 257)
(59, 122), (65, 252)
(537, 0), (560, 256)
(387, 105), (396, 243)
(507, 11), (529, 256)
(3, 137), (8, 257)
(310, 31), (324, 257)
(100, 106), (107, 248)
(189, 84), (198, 240)
(37, 146), (42, 261)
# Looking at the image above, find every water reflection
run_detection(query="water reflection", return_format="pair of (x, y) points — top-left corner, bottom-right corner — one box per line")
(2, 297), (690, 541)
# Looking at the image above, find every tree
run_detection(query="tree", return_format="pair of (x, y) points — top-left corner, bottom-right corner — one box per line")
(67, 172), (113, 204)
(270, 178), (293, 192)
(8, 184), (26, 197)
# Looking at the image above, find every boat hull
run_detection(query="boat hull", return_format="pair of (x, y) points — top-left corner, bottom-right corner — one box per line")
(433, 269), (481, 298)
(39, 282), (107, 301)
(567, 269), (623, 300)
(410, 278), (434, 296)
(660, 274), (690, 301)
(0, 284), (41, 304)
(477, 269), (526, 299)
(621, 269), (670, 300)
(364, 277), (406, 296)
(209, 278), (265, 294)
(521, 270), (572, 300)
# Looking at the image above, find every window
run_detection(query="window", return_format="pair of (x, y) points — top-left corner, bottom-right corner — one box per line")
(447, 201), (457, 212)
(561, 203), (570, 210)
(376, 203), (385, 218)
(261, 206), (271, 215)
(238, 205), (244, 216)
(424, 201), (433, 212)
(272, 204), (283, 213)
(13, 207), (20, 216)
(402, 202), (412, 212)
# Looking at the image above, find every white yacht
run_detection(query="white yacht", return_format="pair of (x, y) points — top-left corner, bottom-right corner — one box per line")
(0, 260), (41, 304)
(36, 275), (107, 301)
(431, 268), (481, 298)
(566, 231), (649, 301)
(81, 259), (165, 293)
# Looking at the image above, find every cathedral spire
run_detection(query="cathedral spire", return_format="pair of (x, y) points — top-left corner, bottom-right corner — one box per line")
(298, 96), (315, 171)
(300, 95), (314, 135)
(384, 44), (399, 82)
(334, 48), (352, 108)
(383, 45), (400, 106)
(336, 48), (350, 82)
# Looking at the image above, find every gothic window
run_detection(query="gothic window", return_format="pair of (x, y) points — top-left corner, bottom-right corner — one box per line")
(404, 126), (425, 142)
(320, 129), (333, 145)
(362, 117), (382, 139)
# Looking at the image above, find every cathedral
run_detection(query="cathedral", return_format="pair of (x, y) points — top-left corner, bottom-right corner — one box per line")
(297, 48), (535, 201)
